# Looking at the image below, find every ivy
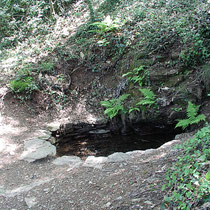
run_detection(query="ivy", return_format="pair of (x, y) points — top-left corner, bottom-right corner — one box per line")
(162, 125), (210, 209)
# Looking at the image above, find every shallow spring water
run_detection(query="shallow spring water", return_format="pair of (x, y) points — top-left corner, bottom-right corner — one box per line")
(56, 125), (180, 158)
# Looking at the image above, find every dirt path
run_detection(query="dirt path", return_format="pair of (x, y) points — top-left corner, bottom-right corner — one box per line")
(0, 125), (183, 210)
(0, 79), (191, 210)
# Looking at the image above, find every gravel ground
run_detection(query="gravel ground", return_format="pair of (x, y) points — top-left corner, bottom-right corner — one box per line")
(0, 125), (187, 210)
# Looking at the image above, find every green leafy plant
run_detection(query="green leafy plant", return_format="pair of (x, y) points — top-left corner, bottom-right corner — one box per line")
(122, 65), (149, 87)
(180, 35), (209, 67)
(100, 94), (130, 119)
(89, 16), (121, 35)
(136, 88), (156, 107)
(162, 125), (210, 209)
(175, 101), (206, 130)
(9, 76), (38, 95)
(206, 171), (210, 181)
(6, 63), (41, 101)
(129, 88), (156, 113)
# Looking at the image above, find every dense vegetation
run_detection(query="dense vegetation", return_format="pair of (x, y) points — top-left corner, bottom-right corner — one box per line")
(1, 0), (209, 103)
(162, 125), (210, 209)
(0, 0), (209, 209)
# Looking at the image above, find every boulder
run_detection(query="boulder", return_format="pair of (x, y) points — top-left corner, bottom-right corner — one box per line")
(20, 138), (56, 162)
(46, 122), (60, 132)
(34, 130), (51, 140)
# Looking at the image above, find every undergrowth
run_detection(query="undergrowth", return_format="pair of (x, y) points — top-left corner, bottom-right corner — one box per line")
(0, 0), (209, 110)
(162, 125), (210, 209)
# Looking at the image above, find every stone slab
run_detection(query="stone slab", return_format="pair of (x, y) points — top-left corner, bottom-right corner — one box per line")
(52, 156), (82, 166)
(83, 156), (108, 169)
(107, 152), (130, 162)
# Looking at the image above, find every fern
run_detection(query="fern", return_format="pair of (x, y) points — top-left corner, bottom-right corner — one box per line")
(136, 88), (156, 107)
(186, 101), (199, 119)
(175, 102), (206, 130)
(139, 88), (156, 99)
(100, 94), (130, 119)
(122, 65), (148, 87)
(129, 88), (156, 113)
(175, 119), (191, 130)
(122, 71), (133, 77)
(89, 16), (120, 35)
(100, 100), (112, 108)
(129, 107), (140, 113)
(191, 115), (206, 124)
(136, 100), (155, 106)
(118, 94), (130, 101)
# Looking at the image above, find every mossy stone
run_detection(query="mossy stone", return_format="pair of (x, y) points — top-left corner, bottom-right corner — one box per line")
(150, 68), (179, 81)
(165, 75), (184, 87)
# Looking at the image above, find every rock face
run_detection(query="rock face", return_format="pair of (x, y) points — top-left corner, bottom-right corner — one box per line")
(58, 123), (109, 139)
(115, 48), (208, 128)
(56, 122), (111, 144)
(20, 138), (56, 162)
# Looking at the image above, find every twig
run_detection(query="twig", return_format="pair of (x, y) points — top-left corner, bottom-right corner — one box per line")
(70, 67), (81, 75)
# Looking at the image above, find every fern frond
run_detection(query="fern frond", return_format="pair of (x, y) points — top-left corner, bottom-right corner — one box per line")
(190, 114), (206, 124)
(133, 65), (145, 74)
(129, 107), (140, 113)
(100, 101), (112, 108)
(90, 22), (106, 28)
(122, 72), (133, 77)
(109, 98), (116, 103)
(175, 102), (206, 130)
(101, 94), (129, 119)
(131, 76), (141, 83)
(187, 101), (200, 119)
(136, 99), (154, 106)
(139, 88), (156, 99)
(118, 94), (130, 101)
(175, 119), (191, 129)
(104, 107), (114, 115)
